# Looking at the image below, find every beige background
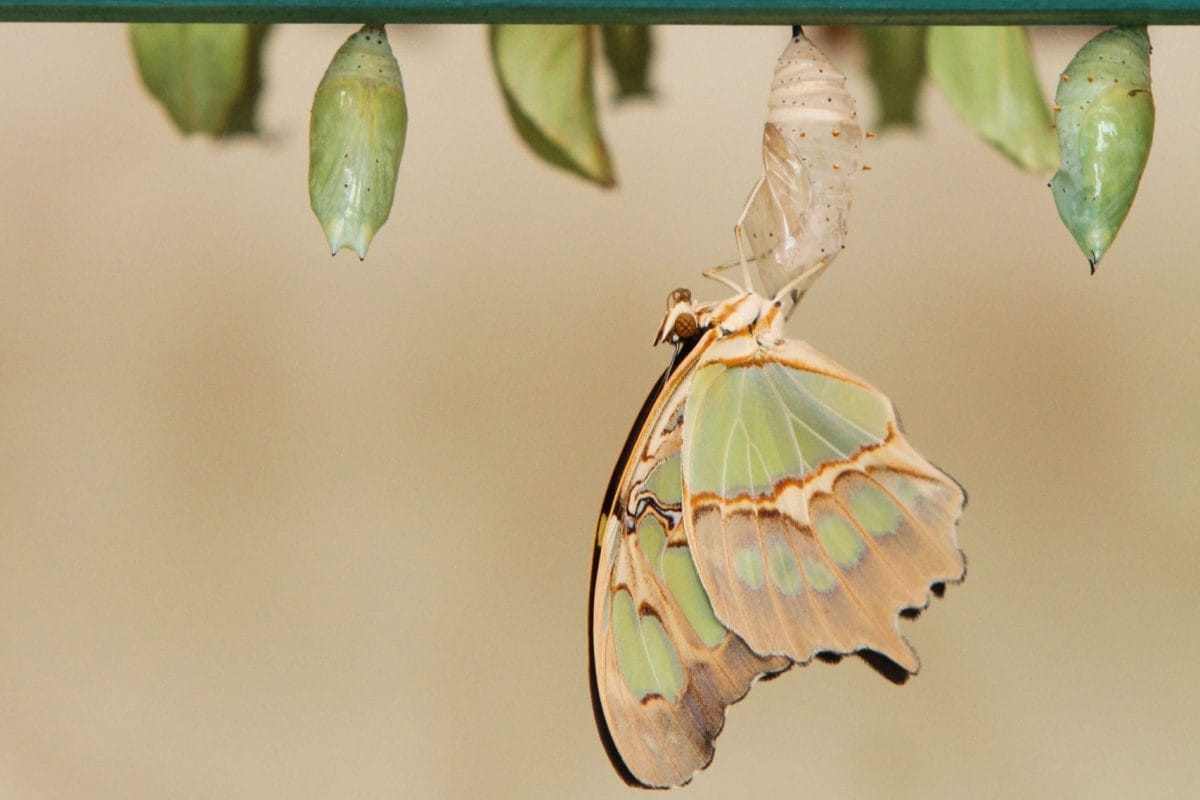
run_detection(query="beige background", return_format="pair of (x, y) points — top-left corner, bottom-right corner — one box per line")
(0, 22), (1197, 799)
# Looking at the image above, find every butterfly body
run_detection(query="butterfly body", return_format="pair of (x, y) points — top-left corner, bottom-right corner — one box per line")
(590, 288), (965, 788)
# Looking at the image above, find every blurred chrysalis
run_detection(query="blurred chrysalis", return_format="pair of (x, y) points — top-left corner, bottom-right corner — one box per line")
(309, 24), (408, 259)
(490, 25), (614, 187)
(858, 26), (926, 129)
(600, 25), (655, 101)
(1050, 27), (1154, 272)
(927, 27), (1058, 173)
(129, 23), (269, 137)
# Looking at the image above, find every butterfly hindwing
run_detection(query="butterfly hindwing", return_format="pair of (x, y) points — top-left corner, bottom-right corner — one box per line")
(680, 332), (965, 674)
(590, 354), (788, 789)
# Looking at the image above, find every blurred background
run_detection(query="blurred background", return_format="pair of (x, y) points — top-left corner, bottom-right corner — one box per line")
(0, 22), (1197, 799)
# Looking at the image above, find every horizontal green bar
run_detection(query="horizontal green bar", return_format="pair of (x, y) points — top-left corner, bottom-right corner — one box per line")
(0, 0), (1197, 23)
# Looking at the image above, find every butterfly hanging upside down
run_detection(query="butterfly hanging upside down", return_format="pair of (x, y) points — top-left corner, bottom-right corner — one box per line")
(589, 265), (966, 788)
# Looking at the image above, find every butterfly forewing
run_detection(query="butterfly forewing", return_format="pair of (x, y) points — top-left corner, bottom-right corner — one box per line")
(680, 331), (965, 674)
(590, 335), (788, 789)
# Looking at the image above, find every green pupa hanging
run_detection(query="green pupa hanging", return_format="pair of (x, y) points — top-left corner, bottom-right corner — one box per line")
(1050, 27), (1154, 272)
(129, 23), (269, 137)
(600, 25), (655, 100)
(309, 25), (408, 259)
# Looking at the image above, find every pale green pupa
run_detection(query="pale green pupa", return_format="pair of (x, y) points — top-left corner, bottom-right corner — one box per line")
(1050, 27), (1154, 272)
(129, 24), (268, 137)
(309, 25), (408, 259)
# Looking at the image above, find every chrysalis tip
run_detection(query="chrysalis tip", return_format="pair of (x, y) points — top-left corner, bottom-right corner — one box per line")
(323, 219), (377, 260)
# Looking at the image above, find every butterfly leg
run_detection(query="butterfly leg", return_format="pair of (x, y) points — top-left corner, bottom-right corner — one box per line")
(770, 259), (831, 306)
(700, 261), (745, 294)
(732, 173), (767, 292)
(702, 171), (767, 294)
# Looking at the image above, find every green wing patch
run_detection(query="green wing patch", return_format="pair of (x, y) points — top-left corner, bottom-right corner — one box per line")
(682, 353), (964, 675)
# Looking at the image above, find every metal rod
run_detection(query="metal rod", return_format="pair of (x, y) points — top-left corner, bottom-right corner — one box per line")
(0, 0), (1196, 24)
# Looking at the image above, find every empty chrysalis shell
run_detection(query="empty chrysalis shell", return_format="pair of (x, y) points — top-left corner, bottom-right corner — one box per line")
(1050, 27), (1154, 272)
(309, 24), (408, 259)
(740, 33), (862, 302)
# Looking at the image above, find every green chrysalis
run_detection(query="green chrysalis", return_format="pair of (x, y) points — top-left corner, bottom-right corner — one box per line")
(1050, 27), (1154, 272)
(490, 25), (615, 187)
(309, 24), (408, 260)
(129, 24), (268, 137)
(927, 27), (1058, 173)
(600, 25), (655, 101)
(858, 26), (926, 129)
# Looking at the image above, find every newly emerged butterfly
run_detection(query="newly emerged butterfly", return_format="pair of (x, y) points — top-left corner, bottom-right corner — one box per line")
(1050, 26), (1154, 272)
(309, 24), (408, 259)
(736, 33), (863, 303)
(589, 268), (966, 787)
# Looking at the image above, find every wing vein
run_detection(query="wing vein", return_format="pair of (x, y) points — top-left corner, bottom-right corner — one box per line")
(777, 362), (881, 444)
(763, 366), (854, 461)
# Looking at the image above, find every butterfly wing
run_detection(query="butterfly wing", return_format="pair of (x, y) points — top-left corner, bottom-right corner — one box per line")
(680, 334), (965, 674)
(590, 347), (788, 789)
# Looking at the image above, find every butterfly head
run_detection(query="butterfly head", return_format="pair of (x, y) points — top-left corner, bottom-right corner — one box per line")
(654, 288), (703, 347)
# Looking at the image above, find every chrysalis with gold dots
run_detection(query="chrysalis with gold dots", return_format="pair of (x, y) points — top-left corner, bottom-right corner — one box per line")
(1050, 26), (1154, 272)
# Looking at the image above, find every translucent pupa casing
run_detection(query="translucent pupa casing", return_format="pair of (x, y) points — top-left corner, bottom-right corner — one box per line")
(741, 34), (862, 301)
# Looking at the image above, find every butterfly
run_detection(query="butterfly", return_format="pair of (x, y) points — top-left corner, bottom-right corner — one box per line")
(588, 265), (966, 788)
